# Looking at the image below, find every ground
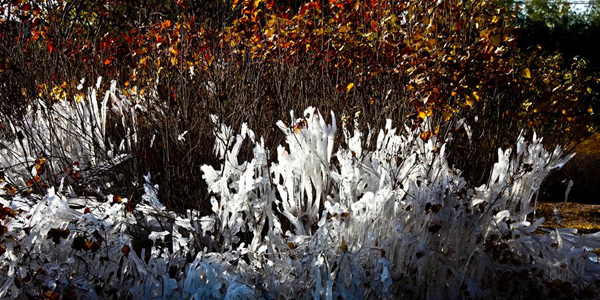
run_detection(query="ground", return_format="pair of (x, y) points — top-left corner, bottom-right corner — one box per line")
(537, 202), (600, 234)
(535, 131), (600, 234)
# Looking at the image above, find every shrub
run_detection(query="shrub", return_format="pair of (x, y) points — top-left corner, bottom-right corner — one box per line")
(0, 79), (137, 200)
(2, 1), (599, 208)
(1, 104), (599, 299)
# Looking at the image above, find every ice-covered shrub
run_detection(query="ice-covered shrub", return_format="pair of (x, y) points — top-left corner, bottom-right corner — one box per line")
(200, 108), (600, 299)
(1, 106), (599, 299)
(0, 78), (138, 197)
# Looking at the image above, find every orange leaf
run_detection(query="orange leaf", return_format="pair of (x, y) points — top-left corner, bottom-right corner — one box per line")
(104, 58), (113, 65)
(420, 131), (432, 142)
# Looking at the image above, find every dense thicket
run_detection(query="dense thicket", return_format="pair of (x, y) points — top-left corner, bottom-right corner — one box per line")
(0, 0), (598, 208)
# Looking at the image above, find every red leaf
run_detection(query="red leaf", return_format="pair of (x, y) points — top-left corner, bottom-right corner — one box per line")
(265, 0), (275, 9)
(126, 200), (137, 212)
(47, 40), (56, 53)
(125, 34), (134, 44)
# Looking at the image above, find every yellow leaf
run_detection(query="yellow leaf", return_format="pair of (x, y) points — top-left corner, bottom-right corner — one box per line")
(340, 238), (347, 252)
(523, 68), (531, 79)
(425, 106), (433, 117)
(466, 95), (475, 107)
(588, 107), (594, 115)
(347, 83), (354, 92)
(472, 91), (480, 102)
(442, 109), (453, 122)
(418, 111), (427, 120)
(490, 35), (500, 47)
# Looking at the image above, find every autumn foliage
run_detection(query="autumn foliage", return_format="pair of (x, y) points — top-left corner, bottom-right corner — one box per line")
(0, 0), (598, 205)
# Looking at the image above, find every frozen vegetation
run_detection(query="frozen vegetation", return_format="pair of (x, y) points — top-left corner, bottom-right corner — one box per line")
(0, 81), (599, 299)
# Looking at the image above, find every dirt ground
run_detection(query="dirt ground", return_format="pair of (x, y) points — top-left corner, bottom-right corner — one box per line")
(536, 202), (600, 234)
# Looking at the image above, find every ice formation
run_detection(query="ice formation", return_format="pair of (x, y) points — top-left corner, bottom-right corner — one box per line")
(1, 85), (599, 299)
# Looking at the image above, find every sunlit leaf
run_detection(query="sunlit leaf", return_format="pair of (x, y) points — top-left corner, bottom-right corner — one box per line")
(346, 83), (354, 92)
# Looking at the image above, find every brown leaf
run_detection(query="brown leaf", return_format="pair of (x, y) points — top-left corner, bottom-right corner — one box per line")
(122, 245), (131, 256)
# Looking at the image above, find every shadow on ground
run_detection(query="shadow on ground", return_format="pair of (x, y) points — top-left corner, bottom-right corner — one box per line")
(540, 133), (600, 205)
